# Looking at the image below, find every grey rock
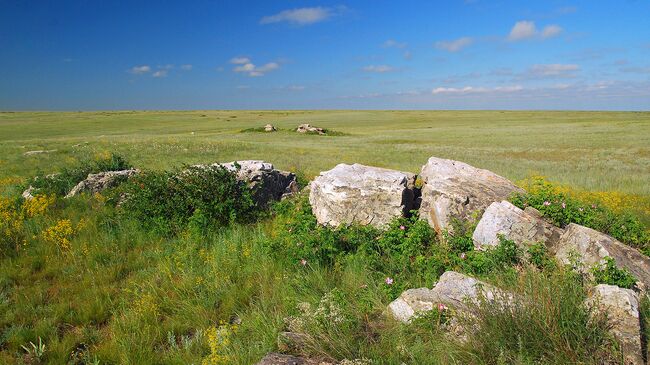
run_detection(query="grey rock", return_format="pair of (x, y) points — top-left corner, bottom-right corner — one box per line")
(255, 353), (318, 365)
(555, 223), (650, 289)
(23, 149), (57, 156)
(22, 186), (35, 200)
(277, 331), (309, 354)
(296, 124), (325, 135)
(65, 169), (139, 198)
(309, 163), (417, 228)
(264, 124), (277, 132)
(217, 160), (298, 207)
(472, 200), (563, 250)
(388, 271), (508, 323)
(588, 284), (643, 365)
(418, 157), (523, 233)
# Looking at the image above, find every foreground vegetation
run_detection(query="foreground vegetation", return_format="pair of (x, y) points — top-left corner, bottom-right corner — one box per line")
(1, 111), (649, 364)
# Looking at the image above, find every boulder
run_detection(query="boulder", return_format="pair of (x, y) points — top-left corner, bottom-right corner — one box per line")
(418, 157), (523, 233)
(23, 149), (57, 156)
(296, 124), (325, 135)
(472, 201), (563, 250)
(65, 169), (139, 198)
(309, 163), (417, 228)
(555, 223), (650, 289)
(388, 271), (507, 323)
(588, 285), (643, 365)
(217, 160), (298, 207)
(22, 186), (35, 200)
(264, 124), (277, 132)
(255, 353), (318, 365)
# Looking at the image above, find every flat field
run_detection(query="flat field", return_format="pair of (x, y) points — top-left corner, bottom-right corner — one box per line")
(1, 110), (649, 196)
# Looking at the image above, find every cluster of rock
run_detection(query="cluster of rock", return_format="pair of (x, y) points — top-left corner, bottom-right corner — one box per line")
(264, 124), (277, 132)
(304, 156), (649, 365)
(296, 123), (326, 135)
(65, 169), (140, 198)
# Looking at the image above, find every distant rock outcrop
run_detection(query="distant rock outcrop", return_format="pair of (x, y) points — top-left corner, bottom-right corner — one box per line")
(418, 157), (523, 233)
(296, 124), (325, 135)
(309, 163), (418, 228)
(264, 124), (277, 132)
(472, 201), (563, 250)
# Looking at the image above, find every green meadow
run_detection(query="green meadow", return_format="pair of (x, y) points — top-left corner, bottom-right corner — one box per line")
(1, 110), (650, 364)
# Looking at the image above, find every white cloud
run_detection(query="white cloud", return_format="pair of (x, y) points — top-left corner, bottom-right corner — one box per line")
(232, 59), (280, 77)
(362, 65), (395, 73)
(180, 64), (193, 71)
(432, 85), (523, 95)
(435, 37), (473, 52)
(508, 21), (537, 41)
(541, 25), (563, 39)
(383, 39), (407, 49)
(152, 70), (168, 78)
(230, 57), (251, 65)
(129, 65), (151, 74)
(508, 21), (563, 41)
(527, 64), (579, 78)
(260, 7), (336, 25)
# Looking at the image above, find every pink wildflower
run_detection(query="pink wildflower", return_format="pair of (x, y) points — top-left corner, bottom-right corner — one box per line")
(385, 277), (394, 285)
(300, 259), (307, 266)
(438, 303), (447, 311)
(460, 253), (466, 260)
(543, 201), (551, 206)
(561, 202), (566, 209)
(399, 225), (406, 230)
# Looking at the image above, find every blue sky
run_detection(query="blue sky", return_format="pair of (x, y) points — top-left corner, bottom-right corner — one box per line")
(1, 0), (649, 110)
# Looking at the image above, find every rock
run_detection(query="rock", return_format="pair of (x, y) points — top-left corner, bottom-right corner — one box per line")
(65, 169), (139, 198)
(264, 124), (277, 132)
(255, 353), (319, 365)
(296, 124), (325, 135)
(309, 163), (417, 228)
(588, 285), (643, 365)
(24, 149), (57, 156)
(277, 331), (308, 354)
(418, 157), (523, 233)
(472, 201), (563, 250)
(22, 186), (35, 200)
(388, 271), (507, 323)
(217, 160), (298, 207)
(555, 223), (650, 289)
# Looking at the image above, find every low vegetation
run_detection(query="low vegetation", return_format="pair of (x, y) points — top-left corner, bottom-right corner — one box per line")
(0, 153), (647, 364)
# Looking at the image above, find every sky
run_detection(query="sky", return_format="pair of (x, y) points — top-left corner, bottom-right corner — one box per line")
(1, 0), (649, 110)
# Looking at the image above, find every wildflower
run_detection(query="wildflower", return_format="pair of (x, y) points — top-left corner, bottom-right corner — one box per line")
(385, 277), (393, 285)
(561, 202), (566, 209)
(460, 252), (466, 260)
(543, 201), (551, 206)
(300, 259), (307, 266)
(579, 207), (584, 212)
(399, 225), (405, 230)
(359, 284), (368, 289)
(438, 303), (447, 311)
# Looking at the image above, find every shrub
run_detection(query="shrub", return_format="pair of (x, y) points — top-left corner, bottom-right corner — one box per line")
(0, 197), (26, 253)
(526, 242), (557, 271)
(591, 257), (637, 289)
(29, 152), (132, 196)
(119, 165), (259, 235)
(511, 176), (649, 251)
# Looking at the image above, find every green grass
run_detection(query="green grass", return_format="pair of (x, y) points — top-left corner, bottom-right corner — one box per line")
(0, 110), (649, 364)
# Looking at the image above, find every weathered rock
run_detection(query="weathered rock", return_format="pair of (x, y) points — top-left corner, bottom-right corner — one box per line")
(555, 223), (650, 289)
(472, 201), (563, 250)
(277, 331), (309, 354)
(418, 157), (523, 233)
(22, 186), (35, 200)
(264, 124), (277, 132)
(217, 160), (298, 207)
(65, 169), (139, 198)
(296, 124), (325, 135)
(309, 163), (417, 228)
(255, 353), (318, 365)
(24, 149), (57, 156)
(388, 271), (507, 323)
(588, 284), (643, 365)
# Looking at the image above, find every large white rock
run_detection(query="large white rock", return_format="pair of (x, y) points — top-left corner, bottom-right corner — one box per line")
(472, 201), (563, 250)
(388, 271), (507, 323)
(588, 284), (643, 365)
(65, 169), (140, 198)
(216, 160), (298, 207)
(418, 157), (523, 233)
(555, 223), (650, 289)
(309, 163), (417, 228)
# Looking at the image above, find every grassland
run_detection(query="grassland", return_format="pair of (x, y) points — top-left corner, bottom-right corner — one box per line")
(0, 110), (649, 365)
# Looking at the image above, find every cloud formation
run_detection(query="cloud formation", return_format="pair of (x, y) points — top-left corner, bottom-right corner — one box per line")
(525, 64), (579, 78)
(435, 37), (473, 52)
(508, 21), (562, 41)
(180, 64), (193, 71)
(129, 65), (151, 74)
(152, 70), (168, 78)
(231, 57), (279, 77)
(260, 6), (339, 25)
(362, 65), (395, 73)
(431, 85), (523, 95)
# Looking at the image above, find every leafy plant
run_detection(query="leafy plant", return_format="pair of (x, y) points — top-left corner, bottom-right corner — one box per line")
(591, 257), (637, 289)
(21, 337), (46, 359)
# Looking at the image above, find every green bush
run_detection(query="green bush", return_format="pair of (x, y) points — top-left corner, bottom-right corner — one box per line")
(510, 176), (649, 251)
(29, 152), (132, 196)
(119, 165), (259, 235)
(591, 257), (637, 289)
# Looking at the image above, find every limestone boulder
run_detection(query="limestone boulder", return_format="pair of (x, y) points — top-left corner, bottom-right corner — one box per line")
(472, 201), (563, 250)
(65, 169), (140, 198)
(418, 157), (523, 233)
(388, 271), (507, 323)
(588, 284), (643, 365)
(555, 223), (650, 289)
(296, 124), (325, 135)
(217, 160), (298, 207)
(309, 163), (417, 228)
(264, 124), (277, 132)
